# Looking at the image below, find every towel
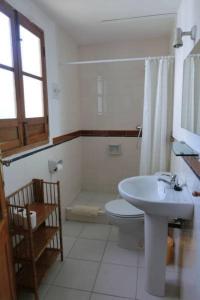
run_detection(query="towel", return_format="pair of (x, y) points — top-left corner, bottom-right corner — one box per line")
(70, 205), (101, 217)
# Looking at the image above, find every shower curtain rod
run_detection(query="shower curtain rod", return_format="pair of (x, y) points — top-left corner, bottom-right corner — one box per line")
(64, 55), (174, 65)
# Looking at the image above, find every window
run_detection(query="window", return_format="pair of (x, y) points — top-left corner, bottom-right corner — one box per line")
(0, 1), (49, 156)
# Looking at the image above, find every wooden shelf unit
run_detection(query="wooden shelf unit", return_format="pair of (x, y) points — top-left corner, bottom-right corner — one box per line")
(7, 179), (63, 300)
(17, 249), (60, 290)
(14, 226), (59, 262)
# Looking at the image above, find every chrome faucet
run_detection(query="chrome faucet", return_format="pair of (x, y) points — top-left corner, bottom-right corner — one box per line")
(158, 174), (178, 189)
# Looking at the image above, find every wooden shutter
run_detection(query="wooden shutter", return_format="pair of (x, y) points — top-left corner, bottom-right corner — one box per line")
(17, 13), (49, 146)
(0, 2), (49, 156)
(0, 2), (24, 154)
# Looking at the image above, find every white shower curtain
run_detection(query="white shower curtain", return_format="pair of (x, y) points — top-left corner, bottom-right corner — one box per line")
(140, 57), (174, 175)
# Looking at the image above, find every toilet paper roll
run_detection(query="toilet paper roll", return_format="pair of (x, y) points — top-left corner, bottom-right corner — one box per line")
(13, 208), (37, 229)
(30, 211), (37, 229)
(56, 163), (63, 171)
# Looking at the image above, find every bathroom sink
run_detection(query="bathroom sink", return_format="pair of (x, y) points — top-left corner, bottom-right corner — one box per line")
(118, 175), (193, 219)
(118, 175), (194, 297)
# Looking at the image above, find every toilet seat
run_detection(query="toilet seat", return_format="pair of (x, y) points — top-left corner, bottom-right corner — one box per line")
(105, 199), (144, 219)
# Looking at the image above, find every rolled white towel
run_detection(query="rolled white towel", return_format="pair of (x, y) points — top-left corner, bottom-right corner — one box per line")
(70, 205), (101, 217)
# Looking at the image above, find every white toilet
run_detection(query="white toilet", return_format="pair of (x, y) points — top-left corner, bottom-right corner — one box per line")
(105, 199), (144, 250)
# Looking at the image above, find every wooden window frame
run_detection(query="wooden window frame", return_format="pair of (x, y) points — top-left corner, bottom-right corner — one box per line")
(0, 1), (49, 157)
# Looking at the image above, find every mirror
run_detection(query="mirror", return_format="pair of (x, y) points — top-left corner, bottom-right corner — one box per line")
(181, 40), (200, 135)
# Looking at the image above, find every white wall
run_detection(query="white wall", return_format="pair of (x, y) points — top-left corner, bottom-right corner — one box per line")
(55, 27), (80, 135)
(79, 38), (171, 61)
(82, 137), (140, 193)
(3, 0), (82, 218)
(80, 61), (144, 130)
(79, 38), (170, 131)
(79, 39), (170, 192)
(172, 0), (200, 299)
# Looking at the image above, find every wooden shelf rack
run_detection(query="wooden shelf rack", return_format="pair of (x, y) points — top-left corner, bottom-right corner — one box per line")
(7, 179), (63, 300)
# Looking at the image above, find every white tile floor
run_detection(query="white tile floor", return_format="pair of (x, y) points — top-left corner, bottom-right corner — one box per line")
(20, 221), (180, 300)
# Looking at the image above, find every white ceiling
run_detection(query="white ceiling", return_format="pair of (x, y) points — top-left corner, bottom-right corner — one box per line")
(33, 0), (181, 45)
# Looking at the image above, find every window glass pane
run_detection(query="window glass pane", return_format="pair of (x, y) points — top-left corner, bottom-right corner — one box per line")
(23, 76), (44, 118)
(0, 68), (17, 119)
(20, 26), (42, 77)
(0, 12), (13, 67)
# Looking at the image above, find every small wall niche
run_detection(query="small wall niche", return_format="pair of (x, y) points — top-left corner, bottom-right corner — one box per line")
(108, 144), (122, 156)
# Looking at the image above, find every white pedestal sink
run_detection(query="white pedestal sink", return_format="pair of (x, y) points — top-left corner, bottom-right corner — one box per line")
(118, 175), (194, 297)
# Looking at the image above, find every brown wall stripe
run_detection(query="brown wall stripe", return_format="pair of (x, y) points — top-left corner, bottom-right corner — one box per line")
(53, 129), (141, 145)
(81, 130), (141, 137)
(53, 131), (81, 145)
(183, 156), (200, 180)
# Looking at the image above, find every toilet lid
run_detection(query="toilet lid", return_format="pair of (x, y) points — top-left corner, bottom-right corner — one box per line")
(105, 199), (144, 218)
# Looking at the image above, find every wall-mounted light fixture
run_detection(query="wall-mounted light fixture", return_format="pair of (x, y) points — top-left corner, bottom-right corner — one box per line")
(173, 25), (197, 48)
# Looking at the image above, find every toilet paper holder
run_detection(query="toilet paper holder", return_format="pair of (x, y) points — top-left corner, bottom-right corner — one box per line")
(48, 160), (63, 173)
